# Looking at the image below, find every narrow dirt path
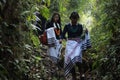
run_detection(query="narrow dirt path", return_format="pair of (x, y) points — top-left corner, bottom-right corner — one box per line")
(39, 46), (97, 80)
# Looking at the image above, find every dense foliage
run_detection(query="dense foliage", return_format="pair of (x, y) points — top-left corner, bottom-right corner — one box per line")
(91, 0), (120, 79)
(0, 0), (120, 80)
(0, 0), (50, 80)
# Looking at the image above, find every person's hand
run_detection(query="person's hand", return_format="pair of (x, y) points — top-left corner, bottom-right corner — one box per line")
(59, 39), (62, 43)
(85, 28), (88, 34)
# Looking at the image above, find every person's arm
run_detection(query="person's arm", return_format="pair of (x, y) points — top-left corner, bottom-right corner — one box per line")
(80, 24), (86, 40)
(61, 25), (68, 40)
(80, 24), (83, 36)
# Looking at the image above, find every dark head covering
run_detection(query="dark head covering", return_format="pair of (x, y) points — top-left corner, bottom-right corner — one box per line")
(69, 11), (80, 19)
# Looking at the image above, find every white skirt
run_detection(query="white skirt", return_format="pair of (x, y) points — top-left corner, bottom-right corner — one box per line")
(64, 32), (91, 77)
(47, 40), (62, 63)
(64, 40), (83, 76)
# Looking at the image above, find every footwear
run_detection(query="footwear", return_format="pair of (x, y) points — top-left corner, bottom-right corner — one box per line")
(80, 74), (85, 80)
(72, 77), (77, 80)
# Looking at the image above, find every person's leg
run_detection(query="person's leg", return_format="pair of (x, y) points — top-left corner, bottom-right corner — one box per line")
(76, 62), (82, 75)
(76, 62), (85, 80)
(70, 66), (77, 80)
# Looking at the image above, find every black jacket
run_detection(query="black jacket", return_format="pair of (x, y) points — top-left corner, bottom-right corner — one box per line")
(46, 21), (62, 40)
(62, 23), (83, 39)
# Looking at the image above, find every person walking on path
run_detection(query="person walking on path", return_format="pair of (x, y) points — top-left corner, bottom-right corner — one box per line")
(46, 12), (62, 64)
(62, 11), (91, 80)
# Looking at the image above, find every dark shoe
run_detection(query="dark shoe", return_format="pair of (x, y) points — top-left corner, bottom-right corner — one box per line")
(81, 77), (85, 80)
(72, 77), (77, 80)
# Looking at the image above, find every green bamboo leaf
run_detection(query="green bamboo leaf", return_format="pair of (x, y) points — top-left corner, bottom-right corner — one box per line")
(21, 11), (30, 15)
(32, 55), (42, 61)
(24, 44), (32, 50)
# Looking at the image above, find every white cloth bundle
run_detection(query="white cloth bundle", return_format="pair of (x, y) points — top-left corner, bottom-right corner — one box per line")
(81, 32), (91, 50)
(46, 27), (56, 45)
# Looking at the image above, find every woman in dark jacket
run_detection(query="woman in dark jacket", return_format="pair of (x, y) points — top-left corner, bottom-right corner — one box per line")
(62, 12), (91, 80)
(46, 12), (62, 64)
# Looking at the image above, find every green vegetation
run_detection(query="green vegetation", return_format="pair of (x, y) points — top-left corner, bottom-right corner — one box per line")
(0, 0), (120, 80)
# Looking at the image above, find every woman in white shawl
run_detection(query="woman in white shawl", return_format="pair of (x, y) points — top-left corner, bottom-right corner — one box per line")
(46, 12), (62, 64)
(62, 12), (91, 80)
